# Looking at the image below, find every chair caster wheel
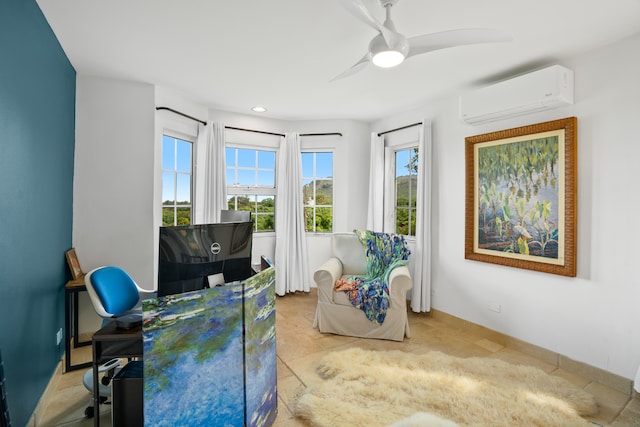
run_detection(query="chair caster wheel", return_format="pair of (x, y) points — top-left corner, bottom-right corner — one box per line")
(85, 406), (94, 418)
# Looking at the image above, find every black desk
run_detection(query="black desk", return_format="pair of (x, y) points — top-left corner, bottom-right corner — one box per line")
(64, 277), (92, 372)
(91, 322), (142, 427)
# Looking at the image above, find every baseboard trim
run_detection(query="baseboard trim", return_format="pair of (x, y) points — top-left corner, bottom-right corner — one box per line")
(429, 308), (634, 396)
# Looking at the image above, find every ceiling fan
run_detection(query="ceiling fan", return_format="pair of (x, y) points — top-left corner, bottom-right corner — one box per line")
(333, 0), (511, 80)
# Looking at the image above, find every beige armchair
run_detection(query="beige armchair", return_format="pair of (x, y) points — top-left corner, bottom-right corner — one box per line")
(313, 232), (412, 341)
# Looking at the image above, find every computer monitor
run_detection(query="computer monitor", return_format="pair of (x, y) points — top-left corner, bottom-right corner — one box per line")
(220, 209), (251, 223)
(157, 222), (253, 297)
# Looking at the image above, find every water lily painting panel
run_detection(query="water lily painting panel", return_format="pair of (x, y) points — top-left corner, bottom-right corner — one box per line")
(142, 267), (278, 426)
(143, 284), (245, 426)
(244, 267), (277, 427)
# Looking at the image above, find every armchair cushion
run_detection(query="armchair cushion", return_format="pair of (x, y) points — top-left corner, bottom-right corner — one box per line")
(332, 232), (367, 275)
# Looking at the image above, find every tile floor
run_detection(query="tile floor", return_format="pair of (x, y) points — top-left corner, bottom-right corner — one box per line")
(40, 289), (640, 426)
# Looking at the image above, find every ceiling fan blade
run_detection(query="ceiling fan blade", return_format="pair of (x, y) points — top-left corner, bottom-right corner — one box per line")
(330, 53), (371, 82)
(336, 0), (399, 47)
(407, 28), (512, 58)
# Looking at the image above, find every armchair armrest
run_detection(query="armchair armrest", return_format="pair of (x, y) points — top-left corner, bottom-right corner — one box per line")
(387, 265), (412, 306)
(313, 257), (343, 303)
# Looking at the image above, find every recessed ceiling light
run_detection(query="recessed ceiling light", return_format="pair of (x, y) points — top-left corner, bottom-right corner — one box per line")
(251, 106), (267, 113)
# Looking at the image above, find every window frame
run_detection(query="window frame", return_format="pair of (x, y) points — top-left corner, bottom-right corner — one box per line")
(384, 141), (419, 241)
(301, 150), (334, 234)
(161, 131), (195, 227)
(394, 146), (418, 237)
(225, 143), (277, 234)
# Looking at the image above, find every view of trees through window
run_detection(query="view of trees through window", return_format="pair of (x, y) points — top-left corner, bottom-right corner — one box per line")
(162, 135), (192, 226)
(226, 147), (276, 232)
(302, 152), (333, 233)
(227, 195), (275, 232)
(395, 147), (418, 236)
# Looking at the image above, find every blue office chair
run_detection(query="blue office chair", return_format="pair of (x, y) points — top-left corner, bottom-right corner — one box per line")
(82, 266), (153, 418)
(85, 266), (154, 329)
(82, 357), (121, 418)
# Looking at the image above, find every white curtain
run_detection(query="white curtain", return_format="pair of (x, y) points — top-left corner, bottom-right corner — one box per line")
(275, 132), (310, 295)
(411, 121), (432, 312)
(195, 121), (227, 224)
(367, 132), (385, 231)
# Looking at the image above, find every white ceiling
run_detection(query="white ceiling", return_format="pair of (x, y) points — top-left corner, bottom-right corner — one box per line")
(36, 0), (640, 122)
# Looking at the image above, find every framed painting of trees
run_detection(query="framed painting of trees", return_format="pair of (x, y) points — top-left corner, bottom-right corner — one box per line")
(464, 117), (577, 276)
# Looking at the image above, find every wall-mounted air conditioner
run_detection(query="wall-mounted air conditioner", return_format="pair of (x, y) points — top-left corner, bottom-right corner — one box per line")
(459, 65), (574, 125)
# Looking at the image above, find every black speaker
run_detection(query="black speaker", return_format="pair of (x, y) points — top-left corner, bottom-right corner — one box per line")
(112, 361), (142, 427)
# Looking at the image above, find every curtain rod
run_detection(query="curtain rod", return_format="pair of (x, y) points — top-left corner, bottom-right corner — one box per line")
(300, 132), (343, 137)
(225, 126), (284, 137)
(378, 122), (422, 137)
(156, 106), (207, 126)
(155, 107), (343, 137)
(226, 126), (342, 138)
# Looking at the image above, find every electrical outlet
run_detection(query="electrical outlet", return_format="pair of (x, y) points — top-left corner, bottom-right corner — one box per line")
(487, 303), (501, 313)
(56, 328), (63, 346)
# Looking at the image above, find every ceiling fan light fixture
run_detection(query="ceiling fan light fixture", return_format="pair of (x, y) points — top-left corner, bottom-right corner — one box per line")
(369, 32), (409, 68)
(372, 50), (405, 68)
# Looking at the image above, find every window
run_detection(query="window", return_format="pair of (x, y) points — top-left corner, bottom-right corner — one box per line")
(394, 147), (418, 236)
(302, 152), (333, 233)
(226, 147), (276, 232)
(162, 135), (193, 226)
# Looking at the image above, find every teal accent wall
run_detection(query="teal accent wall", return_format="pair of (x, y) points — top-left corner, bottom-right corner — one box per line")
(0, 0), (76, 425)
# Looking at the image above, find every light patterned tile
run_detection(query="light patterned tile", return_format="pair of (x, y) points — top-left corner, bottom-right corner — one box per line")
(490, 347), (556, 373)
(552, 368), (591, 389)
(585, 381), (631, 426)
(276, 372), (307, 415)
(273, 399), (311, 427)
(475, 338), (504, 353)
(610, 396), (640, 426)
(560, 355), (633, 396)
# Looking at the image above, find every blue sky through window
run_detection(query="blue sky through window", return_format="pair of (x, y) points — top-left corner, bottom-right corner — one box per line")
(162, 172), (174, 202)
(226, 148), (276, 187)
(396, 149), (410, 176)
(237, 149), (255, 168)
(176, 140), (191, 172)
(162, 135), (192, 203)
(302, 152), (333, 179)
(162, 137), (174, 170)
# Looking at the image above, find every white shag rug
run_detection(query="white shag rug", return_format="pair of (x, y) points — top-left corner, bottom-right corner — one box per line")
(294, 348), (598, 427)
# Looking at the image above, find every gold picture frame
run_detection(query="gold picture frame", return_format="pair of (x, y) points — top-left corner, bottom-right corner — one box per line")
(65, 248), (85, 280)
(464, 117), (577, 277)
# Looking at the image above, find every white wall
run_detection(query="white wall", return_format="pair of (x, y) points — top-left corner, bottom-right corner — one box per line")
(74, 75), (156, 332)
(372, 32), (640, 380)
(74, 75), (156, 287)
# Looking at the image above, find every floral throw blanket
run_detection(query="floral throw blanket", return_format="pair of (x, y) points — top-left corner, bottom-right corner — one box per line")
(334, 230), (410, 324)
